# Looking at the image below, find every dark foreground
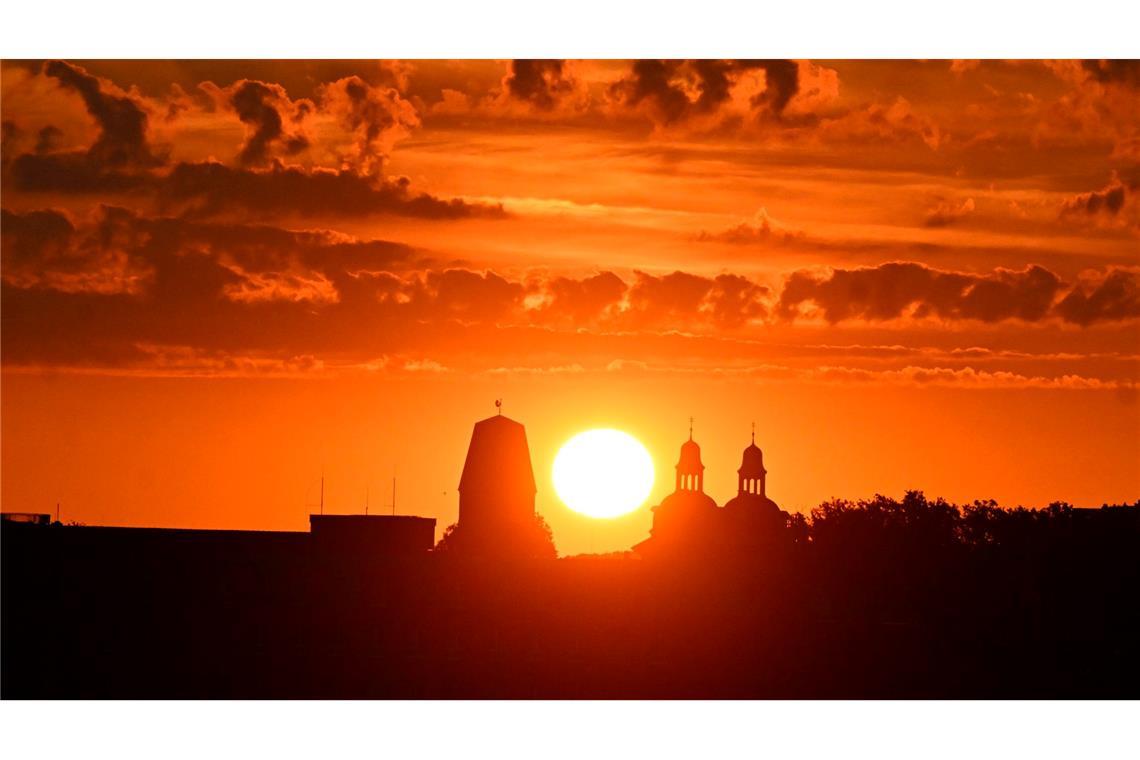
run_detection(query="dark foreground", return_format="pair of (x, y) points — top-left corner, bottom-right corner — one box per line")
(3, 508), (1138, 698)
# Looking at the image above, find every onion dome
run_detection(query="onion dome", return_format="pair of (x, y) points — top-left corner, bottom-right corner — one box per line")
(738, 439), (766, 479)
(677, 438), (705, 474)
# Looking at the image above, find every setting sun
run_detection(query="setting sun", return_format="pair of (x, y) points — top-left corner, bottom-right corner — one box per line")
(552, 429), (655, 518)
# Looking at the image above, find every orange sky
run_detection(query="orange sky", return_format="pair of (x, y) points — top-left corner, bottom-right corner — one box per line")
(2, 59), (1137, 554)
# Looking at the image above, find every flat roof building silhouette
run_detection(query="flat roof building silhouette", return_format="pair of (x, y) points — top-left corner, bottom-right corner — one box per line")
(309, 514), (436, 557)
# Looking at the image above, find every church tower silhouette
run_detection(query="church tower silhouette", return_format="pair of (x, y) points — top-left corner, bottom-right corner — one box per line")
(641, 420), (718, 550)
(736, 424), (767, 498)
(675, 418), (705, 493)
(723, 424), (786, 543)
(636, 420), (791, 557)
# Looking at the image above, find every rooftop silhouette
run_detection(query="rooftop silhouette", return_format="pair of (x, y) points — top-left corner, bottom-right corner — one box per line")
(1, 406), (1137, 699)
(636, 422), (792, 556)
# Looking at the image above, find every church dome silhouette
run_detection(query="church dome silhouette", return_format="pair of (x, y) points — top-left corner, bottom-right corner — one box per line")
(739, 440), (765, 478)
(674, 420), (706, 493)
(724, 427), (782, 519)
(677, 438), (704, 471)
(656, 486), (718, 513)
(645, 423), (718, 546)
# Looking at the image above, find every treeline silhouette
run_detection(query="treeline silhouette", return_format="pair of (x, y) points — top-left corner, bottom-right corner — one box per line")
(2, 492), (1137, 698)
(433, 513), (557, 560)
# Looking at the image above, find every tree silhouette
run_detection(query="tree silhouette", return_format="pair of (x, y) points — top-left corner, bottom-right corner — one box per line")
(433, 512), (557, 559)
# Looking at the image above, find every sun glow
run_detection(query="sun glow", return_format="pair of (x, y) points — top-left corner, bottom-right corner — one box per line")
(552, 429), (655, 519)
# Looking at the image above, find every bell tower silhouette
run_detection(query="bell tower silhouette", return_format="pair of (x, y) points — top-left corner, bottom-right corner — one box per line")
(737, 422), (767, 497)
(675, 417), (706, 493)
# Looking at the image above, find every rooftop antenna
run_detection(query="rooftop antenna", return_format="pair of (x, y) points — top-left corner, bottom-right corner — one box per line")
(752, 421), (756, 444)
(689, 416), (694, 441)
(365, 484), (370, 516)
(495, 398), (502, 416)
(391, 476), (397, 516)
(55, 502), (60, 523)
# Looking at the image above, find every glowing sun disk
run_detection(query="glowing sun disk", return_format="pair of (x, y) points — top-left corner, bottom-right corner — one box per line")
(553, 429), (654, 519)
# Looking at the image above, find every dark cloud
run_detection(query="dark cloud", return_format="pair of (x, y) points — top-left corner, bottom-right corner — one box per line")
(1081, 60), (1140, 88)
(0, 204), (424, 364)
(43, 60), (162, 168)
(689, 61), (736, 113)
(924, 197), (976, 227)
(1, 120), (22, 158)
(4, 62), (166, 193)
(777, 262), (1066, 324)
(610, 60), (692, 124)
(34, 125), (64, 154)
(1, 206), (155, 294)
(4, 65), (493, 221)
(0, 208), (774, 368)
(229, 80), (311, 167)
(423, 269), (524, 320)
(608, 59), (801, 126)
(1061, 177), (1128, 216)
(625, 270), (769, 328)
(1055, 268), (1140, 326)
(1, 205), (421, 298)
(695, 211), (804, 245)
(5, 151), (152, 193)
(537, 271), (626, 322)
(742, 59), (799, 115)
(1, 207), (77, 277)
(159, 160), (504, 220)
(319, 76), (418, 176)
(706, 273), (771, 327)
(6, 154), (502, 219)
(503, 60), (577, 111)
(626, 269), (709, 316)
(5, 206), (1137, 372)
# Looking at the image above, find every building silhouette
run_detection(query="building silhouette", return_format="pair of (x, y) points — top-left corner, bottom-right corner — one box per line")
(642, 423), (719, 551)
(309, 514), (436, 557)
(723, 427), (788, 547)
(637, 422), (790, 555)
(443, 407), (555, 558)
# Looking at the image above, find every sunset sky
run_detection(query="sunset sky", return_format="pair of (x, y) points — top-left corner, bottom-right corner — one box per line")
(2, 59), (1137, 554)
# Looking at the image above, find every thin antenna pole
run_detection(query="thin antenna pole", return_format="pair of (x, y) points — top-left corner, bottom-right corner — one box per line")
(365, 485), (370, 516)
(392, 477), (396, 516)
